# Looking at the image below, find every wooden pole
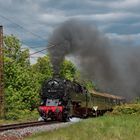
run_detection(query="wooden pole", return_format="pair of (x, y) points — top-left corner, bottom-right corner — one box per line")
(0, 25), (4, 119)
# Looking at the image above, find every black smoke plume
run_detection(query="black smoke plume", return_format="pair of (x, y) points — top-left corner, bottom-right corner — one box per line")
(48, 19), (140, 100)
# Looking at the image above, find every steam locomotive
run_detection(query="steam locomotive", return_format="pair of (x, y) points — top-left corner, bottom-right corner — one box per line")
(38, 76), (125, 121)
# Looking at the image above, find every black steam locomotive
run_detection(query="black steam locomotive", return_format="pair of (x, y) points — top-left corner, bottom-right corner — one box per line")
(38, 76), (125, 121)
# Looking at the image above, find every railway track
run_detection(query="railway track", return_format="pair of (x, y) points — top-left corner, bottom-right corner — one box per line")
(0, 120), (59, 132)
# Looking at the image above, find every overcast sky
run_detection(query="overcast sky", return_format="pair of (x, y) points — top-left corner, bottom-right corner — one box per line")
(0, 0), (140, 60)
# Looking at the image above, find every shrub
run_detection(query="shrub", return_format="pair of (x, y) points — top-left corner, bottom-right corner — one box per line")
(5, 109), (39, 121)
(5, 110), (20, 120)
(132, 97), (140, 104)
(112, 103), (140, 115)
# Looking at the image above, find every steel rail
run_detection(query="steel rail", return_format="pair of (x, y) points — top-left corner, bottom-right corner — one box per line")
(0, 120), (59, 132)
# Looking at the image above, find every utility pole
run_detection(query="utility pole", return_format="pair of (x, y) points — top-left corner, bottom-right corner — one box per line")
(0, 25), (4, 119)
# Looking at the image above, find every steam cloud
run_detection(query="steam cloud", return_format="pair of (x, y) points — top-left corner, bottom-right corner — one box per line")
(48, 20), (140, 100)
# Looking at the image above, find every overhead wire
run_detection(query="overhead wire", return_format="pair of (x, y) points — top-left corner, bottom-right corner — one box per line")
(3, 33), (46, 55)
(0, 14), (59, 62)
(0, 14), (46, 41)
(29, 48), (47, 56)
(0, 14), (56, 48)
(29, 44), (56, 56)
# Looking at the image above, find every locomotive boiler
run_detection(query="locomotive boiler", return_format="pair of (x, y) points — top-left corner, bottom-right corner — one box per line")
(38, 76), (125, 121)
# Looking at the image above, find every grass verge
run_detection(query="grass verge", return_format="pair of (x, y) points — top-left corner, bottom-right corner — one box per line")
(25, 115), (140, 140)
(0, 110), (39, 125)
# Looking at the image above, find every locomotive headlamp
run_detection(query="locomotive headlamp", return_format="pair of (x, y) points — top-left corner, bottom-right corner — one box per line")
(58, 101), (61, 105)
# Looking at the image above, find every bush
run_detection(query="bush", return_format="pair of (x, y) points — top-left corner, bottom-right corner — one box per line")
(5, 110), (21, 120)
(5, 109), (39, 121)
(132, 97), (140, 104)
(112, 103), (140, 115)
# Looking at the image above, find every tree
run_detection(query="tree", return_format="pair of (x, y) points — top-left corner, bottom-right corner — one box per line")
(4, 35), (39, 119)
(31, 55), (53, 84)
(3, 35), (95, 120)
(60, 60), (77, 81)
(31, 56), (78, 81)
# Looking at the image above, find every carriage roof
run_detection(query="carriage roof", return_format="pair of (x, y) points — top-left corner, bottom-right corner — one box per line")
(89, 90), (125, 100)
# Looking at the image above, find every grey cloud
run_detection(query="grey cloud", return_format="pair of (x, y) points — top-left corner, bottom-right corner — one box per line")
(104, 22), (140, 35)
(0, 0), (140, 57)
(107, 33), (140, 46)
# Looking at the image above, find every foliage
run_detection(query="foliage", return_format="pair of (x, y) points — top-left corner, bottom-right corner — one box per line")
(4, 35), (40, 119)
(132, 97), (140, 104)
(3, 35), (95, 120)
(81, 80), (95, 90)
(4, 35), (30, 66)
(5, 109), (39, 121)
(32, 56), (79, 82)
(60, 60), (77, 81)
(3, 35), (78, 120)
(112, 103), (140, 115)
(31, 56), (53, 84)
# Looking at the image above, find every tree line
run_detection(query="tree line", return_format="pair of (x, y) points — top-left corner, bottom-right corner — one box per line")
(3, 35), (94, 119)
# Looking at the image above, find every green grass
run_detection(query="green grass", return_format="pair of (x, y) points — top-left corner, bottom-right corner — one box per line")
(25, 115), (140, 140)
(0, 119), (18, 125)
(0, 110), (39, 125)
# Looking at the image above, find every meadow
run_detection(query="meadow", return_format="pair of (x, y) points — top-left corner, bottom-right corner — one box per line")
(25, 114), (140, 140)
